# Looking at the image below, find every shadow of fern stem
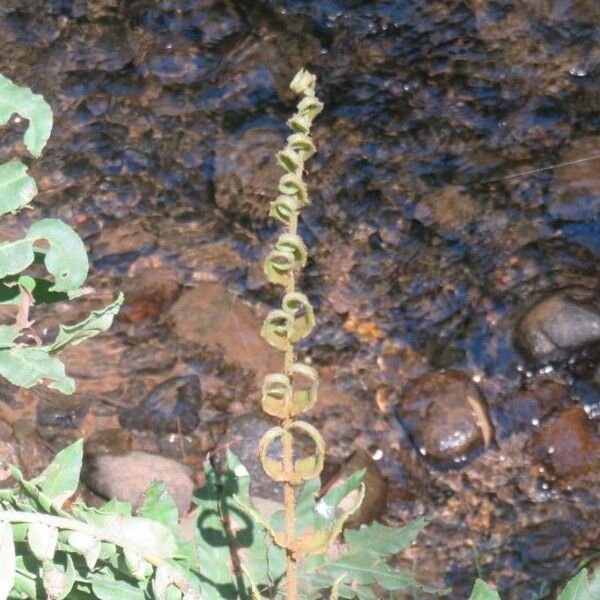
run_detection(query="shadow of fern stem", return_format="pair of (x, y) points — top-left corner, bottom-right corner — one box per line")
(259, 68), (324, 600)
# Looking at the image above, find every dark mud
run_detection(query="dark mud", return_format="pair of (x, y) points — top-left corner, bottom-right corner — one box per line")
(1, 1), (600, 597)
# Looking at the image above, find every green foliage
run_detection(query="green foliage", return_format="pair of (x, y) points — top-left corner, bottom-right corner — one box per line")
(0, 441), (434, 600)
(467, 569), (600, 600)
(0, 73), (122, 393)
(0, 440), (203, 600)
(556, 569), (600, 600)
(1, 70), (595, 600)
(0, 73), (52, 157)
(468, 580), (501, 600)
(193, 451), (441, 599)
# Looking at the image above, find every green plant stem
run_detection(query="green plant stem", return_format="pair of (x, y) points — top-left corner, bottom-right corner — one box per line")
(0, 510), (203, 599)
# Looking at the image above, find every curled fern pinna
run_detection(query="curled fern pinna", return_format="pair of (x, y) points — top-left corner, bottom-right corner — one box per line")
(258, 69), (363, 600)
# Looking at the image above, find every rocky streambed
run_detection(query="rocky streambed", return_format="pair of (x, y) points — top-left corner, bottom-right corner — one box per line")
(1, 1), (600, 598)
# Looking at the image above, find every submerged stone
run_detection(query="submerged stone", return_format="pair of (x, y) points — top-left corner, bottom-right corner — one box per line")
(397, 370), (492, 466)
(120, 267), (181, 325)
(529, 405), (600, 479)
(213, 412), (282, 502)
(119, 375), (201, 434)
(320, 449), (387, 528)
(515, 288), (600, 364)
(35, 388), (90, 429)
(82, 450), (194, 515)
(167, 283), (280, 378)
(496, 379), (569, 436)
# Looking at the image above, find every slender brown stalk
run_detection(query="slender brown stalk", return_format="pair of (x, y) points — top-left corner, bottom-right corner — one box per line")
(258, 68), (323, 600)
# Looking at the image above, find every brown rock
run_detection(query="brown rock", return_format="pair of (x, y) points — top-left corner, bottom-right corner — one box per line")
(498, 379), (568, 435)
(213, 413), (282, 502)
(168, 284), (280, 378)
(82, 450), (195, 515)
(0, 419), (19, 488)
(120, 267), (181, 324)
(214, 127), (281, 221)
(397, 370), (493, 465)
(93, 219), (156, 264)
(550, 136), (600, 220)
(85, 429), (133, 457)
(119, 375), (201, 434)
(321, 449), (387, 528)
(530, 405), (600, 479)
(414, 186), (478, 240)
(515, 288), (600, 364)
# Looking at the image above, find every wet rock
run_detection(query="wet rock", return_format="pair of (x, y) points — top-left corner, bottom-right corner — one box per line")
(82, 451), (195, 515)
(0, 439), (19, 488)
(85, 429), (133, 457)
(119, 338), (177, 374)
(92, 219), (156, 269)
(512, 514), (582, 580)
(59, 336), (124, 396)
(168, 284), (280, 378)
(214, 127), (281, 221)
(414, 186), (479, 241)
(61, 24), (134, 72)
(321, 449), (387, 528)
(214, 413), (282, 502)
(120, 375), (201, 434)
(35, 388), (90, 429)
(12, 418), (53, 479)
(0, 419), (19, 488)
(120, 267), (181, 325)
(396, 370), (492, 465)
(497, 379), (569, 436)
(492, 239), (600, 297)
(515, 288), (600, 364)
(549, 137), (600, 221)
(0, 378), (20, 408)
(529, 406), (600, 479)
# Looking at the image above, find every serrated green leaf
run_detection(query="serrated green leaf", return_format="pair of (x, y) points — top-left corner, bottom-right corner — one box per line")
(100, 499), (132, 516)
(0, 346), (75, 393)
(27, 522), (58, 560)
(468, 579), (501, 600)
(300, 516), (444, 598)
(345, 517), (428, 558)
(27, 219), (88, 296)
(34, 439), (82, 508)
(0, 161), (37, 216)
(138, 481), (179, 534)
(68, 530), (101, 571)
(152, 564), (174, 600)
(76, 505), (176, 560)
(48, 293), (124, 353)
(557, 570), (589, 600)
(90, 574), (145, 600)
(0, 326), (17, 348)
(13, 556), (37, 598)
(0, 73), (53, 157)
(0, 521), (15, 600)
(318, 554), (420, 589)
(43, 556), (76, 600)
(124, 547), (152, 581)
(590, 569), (600, 598)
(0, 220), (88, 297)
(194, 454), (272, 599)
(0, 238), (35, 279)
(314, 469), (364, 529)
(17, 275), (35, 293)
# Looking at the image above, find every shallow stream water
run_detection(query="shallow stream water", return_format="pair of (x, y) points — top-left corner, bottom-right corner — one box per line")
(1, 1), (600, 598)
